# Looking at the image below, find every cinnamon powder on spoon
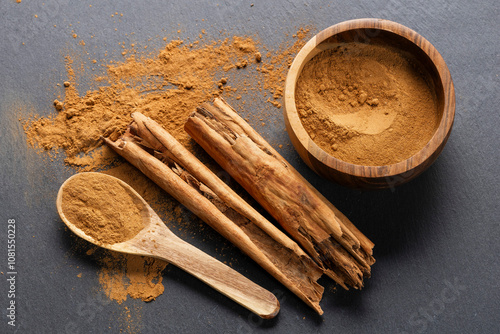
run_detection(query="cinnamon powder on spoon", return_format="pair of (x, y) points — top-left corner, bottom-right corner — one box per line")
(61, 173), (145, 245)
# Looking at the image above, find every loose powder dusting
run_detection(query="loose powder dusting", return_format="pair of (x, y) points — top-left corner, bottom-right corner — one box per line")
(295, 42), (440, 166)
(61, 173), (145, 244)
(24, 36), (263, 169)
(96, 251), (166, 304)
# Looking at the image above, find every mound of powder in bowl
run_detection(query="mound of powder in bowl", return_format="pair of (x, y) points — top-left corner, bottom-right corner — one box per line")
(295, 42), (440, 166)
(61, 173), (145, 245)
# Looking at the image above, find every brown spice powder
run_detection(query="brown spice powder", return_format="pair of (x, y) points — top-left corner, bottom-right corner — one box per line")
(24, 37), (261, 169)
(258, 28), (310, 109)
(296, 42), (440, 166)
(97, 251), (166, 304)
(61, 173), (145, 244)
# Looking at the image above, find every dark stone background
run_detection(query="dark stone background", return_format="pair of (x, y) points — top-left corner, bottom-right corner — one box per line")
(0, 0), (498, 333)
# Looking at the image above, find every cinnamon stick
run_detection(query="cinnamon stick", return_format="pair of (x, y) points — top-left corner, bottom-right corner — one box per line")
(184, 98), (375, 290)
(104, 113), (326, 314)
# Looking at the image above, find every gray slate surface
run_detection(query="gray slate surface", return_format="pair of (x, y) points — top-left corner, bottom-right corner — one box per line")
(0, 0), (498, 333)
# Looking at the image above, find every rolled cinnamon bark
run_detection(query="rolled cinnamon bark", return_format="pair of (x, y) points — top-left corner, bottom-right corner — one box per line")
(105, 112), (326, 314)
(184, 98), (375, 290)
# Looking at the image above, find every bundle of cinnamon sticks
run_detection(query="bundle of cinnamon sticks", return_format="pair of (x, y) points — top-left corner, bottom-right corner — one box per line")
(105, 98), (374, 314)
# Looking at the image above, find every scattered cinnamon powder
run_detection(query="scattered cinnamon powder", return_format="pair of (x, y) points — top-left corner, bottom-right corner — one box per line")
(23, 30), (311, 169)
(24, 36), (260, 170)
(97, 251), (166, 303)
(61, 173), (145, 244)
(124, 256), (166, 301)
(258, 28), (310, 109)
(296, 42), (440, 166)
(68, 233), (168, 305)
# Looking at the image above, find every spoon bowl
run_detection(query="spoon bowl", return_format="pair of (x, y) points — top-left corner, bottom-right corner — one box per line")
(57, 172), (280, 319)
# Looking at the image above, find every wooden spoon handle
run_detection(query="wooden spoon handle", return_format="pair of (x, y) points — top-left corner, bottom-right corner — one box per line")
(153, 235), (279, 319)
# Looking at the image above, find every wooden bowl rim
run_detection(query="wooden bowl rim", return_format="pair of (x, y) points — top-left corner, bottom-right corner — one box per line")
(284, 18), (456, 179)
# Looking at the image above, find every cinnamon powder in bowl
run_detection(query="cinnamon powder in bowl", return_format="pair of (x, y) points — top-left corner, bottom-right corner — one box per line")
(284, 19), (455, 188)
(296, 42), (439, 166)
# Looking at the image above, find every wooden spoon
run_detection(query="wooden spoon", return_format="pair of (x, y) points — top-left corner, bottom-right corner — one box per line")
(56, 172), (280, 319)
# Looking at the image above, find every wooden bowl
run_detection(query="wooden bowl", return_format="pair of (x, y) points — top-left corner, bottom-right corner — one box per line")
(283, 19), (455, 189)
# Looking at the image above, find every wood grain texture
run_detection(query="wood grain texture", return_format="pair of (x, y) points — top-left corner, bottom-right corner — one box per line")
(57, 173), (280, 319)
(283, 18), (456, 189)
